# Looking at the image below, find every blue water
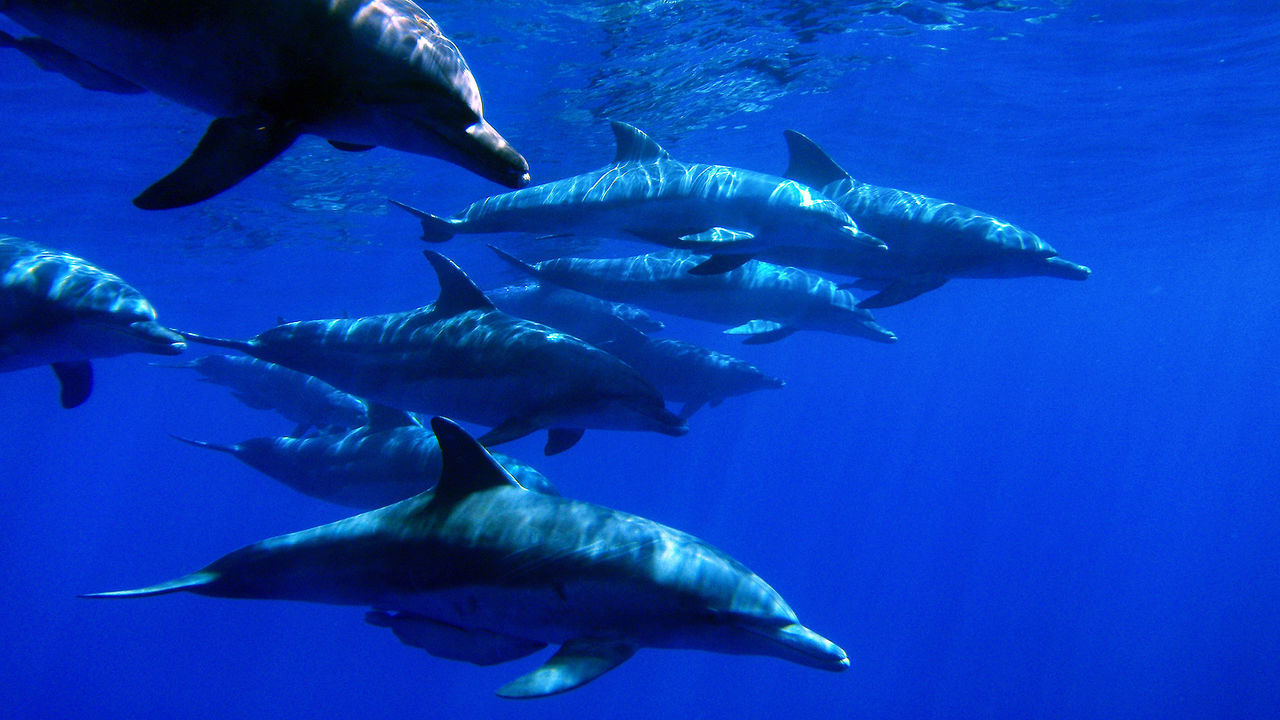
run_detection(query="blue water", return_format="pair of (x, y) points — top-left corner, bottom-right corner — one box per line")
(1, 1), (1277, 718)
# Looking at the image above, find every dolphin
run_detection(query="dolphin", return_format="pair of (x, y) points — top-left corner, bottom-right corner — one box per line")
(179, 251), (687, 455)
(597, 328), (785, 419)
(0, 0), (529, 208)
(0, 235), (185, 407)
(770, 130), (1091, 307)
(172, 404), (557, 509)
(487, 282), (662, 345)
(491, 247), (897, 345)
(156, 354), (368, 436)
(391, 121), (886, 275)
(85, 416), (848, 698)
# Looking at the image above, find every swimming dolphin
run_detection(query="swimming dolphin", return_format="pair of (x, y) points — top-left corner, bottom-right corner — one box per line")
(492, 247), (897, 345)
(172, 404), (557, 508)
(85, 416), (848, 698)
(179, 251), (686, 455)
(157, 354), (368, 436)
(771, 131), (1091, 307)
(0, 0), (529, 208)
(0, 235), (185, 407)
(597, 328), (785, 419)
(391, 121), (886, 274)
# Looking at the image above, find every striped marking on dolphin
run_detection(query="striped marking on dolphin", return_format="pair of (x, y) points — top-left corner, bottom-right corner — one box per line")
(0, 0), (529, 208)
(178, 251), (686, 455)
(491, 246), (897, 345)
(392, 121), (887, 275)
(85, 416), (848, 698)
(0, 235), (184, 407)
(772, 130), (1091, 307)
(172, 403), (558, 509)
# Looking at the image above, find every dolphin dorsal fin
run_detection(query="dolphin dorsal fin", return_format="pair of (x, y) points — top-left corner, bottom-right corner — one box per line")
(611, 122), (671, 163)
(430, 417), (523, 501)
(423, 251), (494, 316)
(365, 403), (420, 431)
(783, 130), (852, 188)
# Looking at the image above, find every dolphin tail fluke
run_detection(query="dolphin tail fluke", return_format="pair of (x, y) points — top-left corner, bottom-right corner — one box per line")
(389, 199), (456, 243)
(169, 434), (238, 455)
(175, 330), (255, 354)
(487, 245), (540, 278)
(80, 571), (218, 599)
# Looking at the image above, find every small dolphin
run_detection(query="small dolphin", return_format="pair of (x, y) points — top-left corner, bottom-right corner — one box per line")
(85, 417), (848, 698)
(487, 282), (662, 345)
(0, 235), (184, 407)
(157, 354), (368, 436)
(173, 404), (557, 509)
(392, 121), (886, 275)
(598, 328), (785, 419)
(0, 0), (529, 208)
(492, 247), (897, 345)
(772, 131), (1091, 307)
(179, 251), (686, 455)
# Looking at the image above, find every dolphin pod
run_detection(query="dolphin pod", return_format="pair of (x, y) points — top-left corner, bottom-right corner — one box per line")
(0, 0), (529, 208)
(0, 235), (184, 407)
(86, 417), (848, 698)
(772, 130), (1091, 307)
(178, 251), (688, 455)
(391, 121), (887, 275)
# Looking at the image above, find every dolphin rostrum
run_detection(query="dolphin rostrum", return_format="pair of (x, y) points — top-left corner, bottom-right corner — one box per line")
(492, 247), (897, 345)
(0, 0), (529, 208)
(173, 403), (558, 509)
(179, 251), (687, 454)
(0, 235), (185, 407)
(772, 130), (1091, 307)
(392, 121), (886, 274)
(85, 416), (848, 698)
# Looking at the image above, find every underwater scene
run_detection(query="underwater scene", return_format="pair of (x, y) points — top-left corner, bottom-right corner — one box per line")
(0, 1), (1276, 718)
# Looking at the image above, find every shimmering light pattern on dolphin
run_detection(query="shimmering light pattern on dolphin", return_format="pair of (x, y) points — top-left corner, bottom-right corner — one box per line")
(86, 417), (847, 698)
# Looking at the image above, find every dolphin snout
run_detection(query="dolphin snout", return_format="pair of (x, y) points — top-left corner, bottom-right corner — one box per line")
(464, 120), (531, 188)
(847, 226), (888, 252)
(133, 322), (187, 355)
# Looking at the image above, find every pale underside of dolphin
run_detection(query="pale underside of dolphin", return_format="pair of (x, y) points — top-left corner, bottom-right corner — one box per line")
(177, 251), (686, 455)
(492, 246), (897, 345)
(172, 402), (558, 509)
(85, 417), (848, 698)
(777, 130), (1091, 307)
(0, 235), (185, 407)
(0, 0), (530, 208)
(391, 121), (887, 275)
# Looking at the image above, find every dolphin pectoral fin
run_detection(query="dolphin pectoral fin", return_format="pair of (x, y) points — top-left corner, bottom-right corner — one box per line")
(365, 611), (545, 666)
(328, 140), (375, 152)
(677, 400), (704, 419)
(0, 31), (146, 94)
(51, 361), (92, 408)
(496, 639), (637, 698)
(688, 253), (755, 275)
(544, 428), (585, 456)
(678, 227), (756, 247)
(725, 320), (798, 345)
(133, 116), (301, 209)
(857, 277), (948, 308)
(477, 417), (540, 447)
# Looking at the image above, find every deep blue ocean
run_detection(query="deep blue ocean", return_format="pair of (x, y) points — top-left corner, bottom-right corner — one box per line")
(1, 1), (1277, 718)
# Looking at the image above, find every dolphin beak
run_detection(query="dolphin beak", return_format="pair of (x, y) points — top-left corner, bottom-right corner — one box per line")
(747, 622), (850, 672)
(132, 321), (187, 355)
(463, 120), (531, 188)
(848, 226), (889, 252)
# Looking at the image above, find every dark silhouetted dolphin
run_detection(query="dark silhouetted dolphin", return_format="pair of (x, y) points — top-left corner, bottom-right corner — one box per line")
(85, 417), (847, 698)
(0, 0), (529, 208)
(0, 235), (184, 407)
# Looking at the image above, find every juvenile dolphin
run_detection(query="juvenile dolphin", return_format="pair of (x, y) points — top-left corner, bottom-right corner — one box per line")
(0, 235), (184, 407)
(179, 251), (686, 455)
(0, 0), (529, 208)
(85, 417), (848, 698)
(772, 131), (1091, 307)
(157, 354), (368, 436)
(173, 404), (557, 509)
(392, 121), (886, 275)
(597, 328), (785, 419)
(492, 247), (897, 345)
